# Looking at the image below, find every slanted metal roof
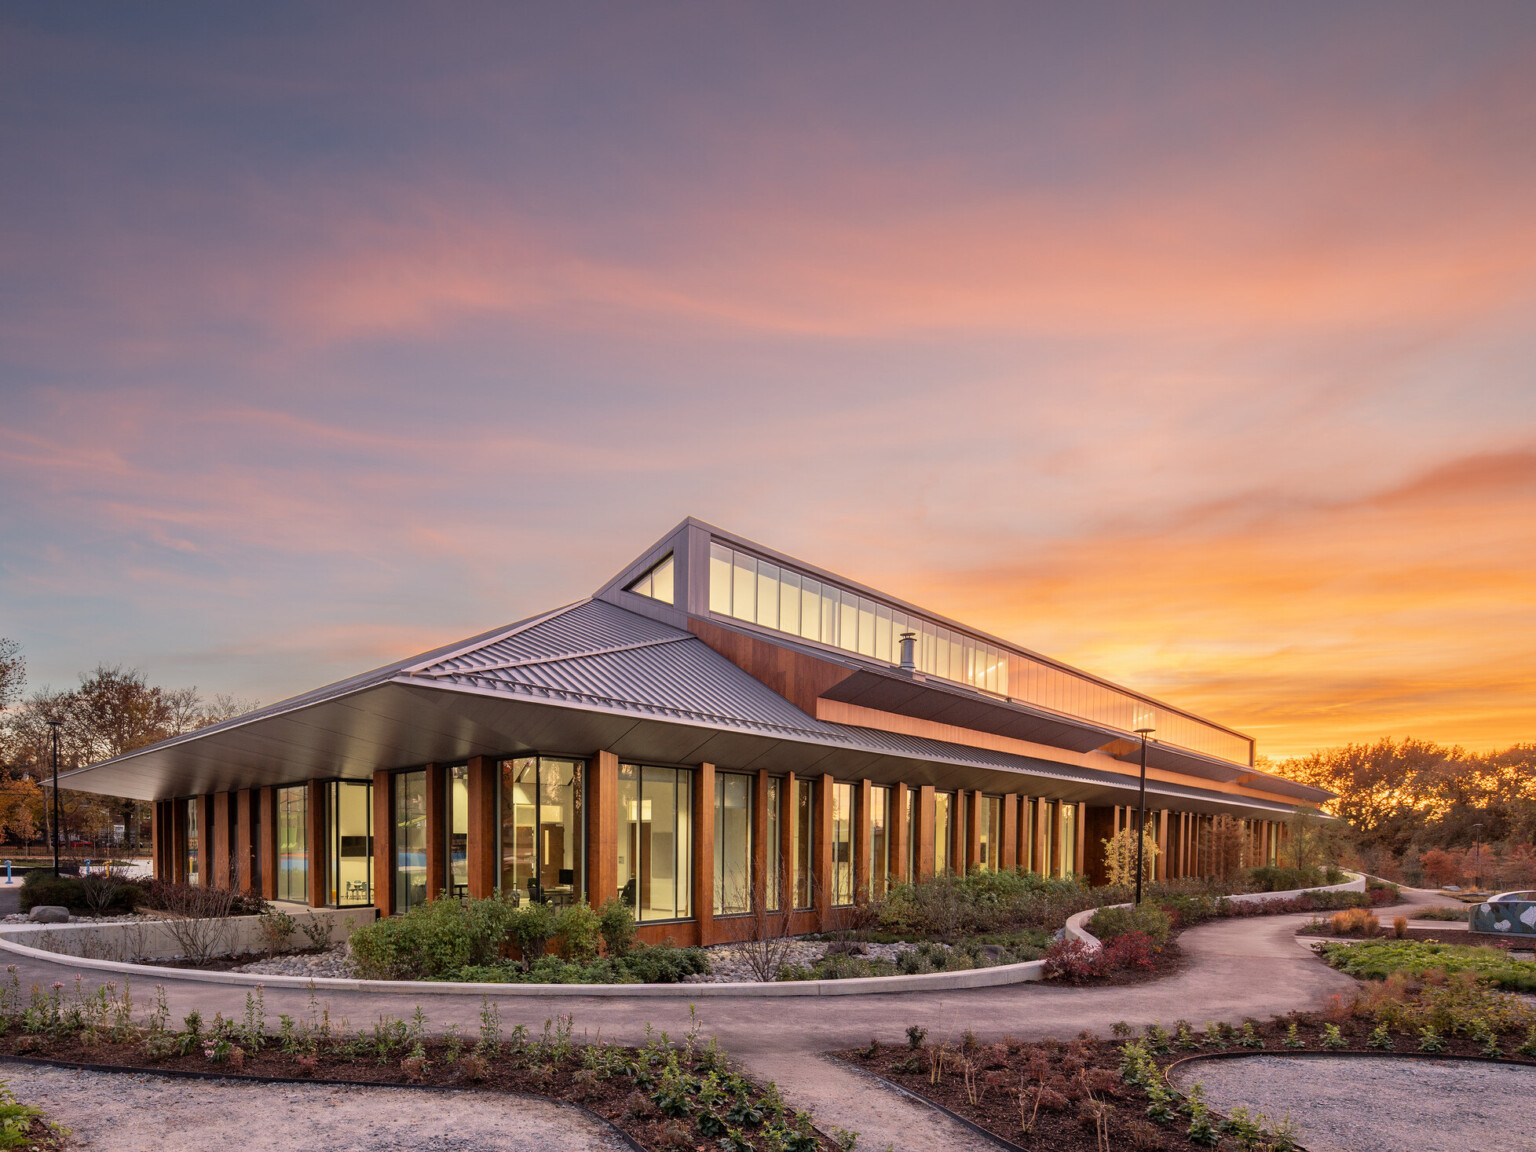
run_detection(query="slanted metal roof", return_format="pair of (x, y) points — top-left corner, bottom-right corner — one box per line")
(60, 598), (1324, 816)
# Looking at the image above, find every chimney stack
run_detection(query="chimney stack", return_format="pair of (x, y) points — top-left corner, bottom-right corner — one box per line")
(898, 630), (917, 671)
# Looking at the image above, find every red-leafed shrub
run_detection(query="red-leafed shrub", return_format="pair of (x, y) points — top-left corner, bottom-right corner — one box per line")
(1042, 937), (1103, 982)
(1099, 930), (1157, 971)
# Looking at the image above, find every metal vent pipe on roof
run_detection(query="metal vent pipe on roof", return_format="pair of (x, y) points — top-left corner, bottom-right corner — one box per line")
(898, 630), (917, 671)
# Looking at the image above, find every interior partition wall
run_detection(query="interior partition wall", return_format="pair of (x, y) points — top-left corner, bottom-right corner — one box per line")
(617, 763), (691, 921)
(501, 757), (585, 905)
(327, 781), (373, 907)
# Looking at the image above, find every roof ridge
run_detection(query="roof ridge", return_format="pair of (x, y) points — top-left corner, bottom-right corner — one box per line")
(405, 632), (697, 678)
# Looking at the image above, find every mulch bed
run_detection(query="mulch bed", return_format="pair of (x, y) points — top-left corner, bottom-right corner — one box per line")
(835, 1012), (1536, 1152)
(0, 1031), (836, 1152)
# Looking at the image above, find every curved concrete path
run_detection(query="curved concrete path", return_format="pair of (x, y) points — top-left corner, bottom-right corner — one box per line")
(0, 905), (1367, 1151)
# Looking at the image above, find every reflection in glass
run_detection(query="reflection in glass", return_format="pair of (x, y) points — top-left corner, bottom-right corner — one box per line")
(792, 778), (814, 908)
(500, 757), (584, 904)
(393, 771), (428, 913)
(765, 778), (782, 911)
(870, 785), (891, 897)
(1061, 803), (1077, 878)
(934, 793), (952, 877)
(617, 764), (691, 921)
(185, 800), (200, 887)
(714, 773), (752, 915)
(831, 781), (854, 906)
(277, 786), (307, 902)
(906, 789), (917, 881)
(327, 781), (373, 906)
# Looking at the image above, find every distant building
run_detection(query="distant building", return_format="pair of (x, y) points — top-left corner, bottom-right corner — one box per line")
(63, 518), (1328, 941)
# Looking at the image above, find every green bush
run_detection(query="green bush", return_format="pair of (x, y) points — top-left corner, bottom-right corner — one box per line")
(597, 898), (637, 957)
(437, 941), (706, 984)
(509, 901), (557, 960)
(350, 895), (520, 979)
(1248, 865), (1326, 893)
(619, 943), (709, 983)
(1088, 903), (1172, 946)
(18, 872), (139, 914)
(553, 902), (601, 963)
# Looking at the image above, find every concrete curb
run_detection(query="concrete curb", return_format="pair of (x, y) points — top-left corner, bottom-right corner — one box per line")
(0, 874), (1364, 998)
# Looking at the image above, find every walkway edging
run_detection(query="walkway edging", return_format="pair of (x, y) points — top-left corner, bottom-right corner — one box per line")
(0, 874), (1363, 998)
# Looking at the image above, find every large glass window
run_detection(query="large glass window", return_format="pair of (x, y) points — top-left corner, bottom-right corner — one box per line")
(393, 771), (428, 913)
(277, 786), (307, 902)
(869, 785), (891, 897)
(1061, 803), (1077, 878)
(714, 773), (752, 915)
(906, 789), (917, 881)
(1042, 801), (1058, 879)
(185, 799), (200, 887)
(934, 792), (952, 877)
(765, 777), (782, 911)
(617, 764), (691, 921)
(706, 539), (1252, 765)
(625, 553), (674, 604)
(978, 796), (1002, 871)
(327, 781), (373, 906)
(447, 764), (469, 896)
(831, 781), (854, 906)
(792, 778), (814, 908)
(501, 757), (584, 904)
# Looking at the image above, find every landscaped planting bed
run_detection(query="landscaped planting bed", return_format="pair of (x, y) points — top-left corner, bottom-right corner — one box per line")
(0, 972), (843, 1152)
(1318, 937), (1536, 991)
(838, 976), (1536, 1152)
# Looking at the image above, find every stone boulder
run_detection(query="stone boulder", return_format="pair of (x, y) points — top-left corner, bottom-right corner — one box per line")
(27, 906), (69, 924)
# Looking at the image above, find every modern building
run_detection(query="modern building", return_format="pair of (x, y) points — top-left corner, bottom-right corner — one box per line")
(62, 518), (1330, 944)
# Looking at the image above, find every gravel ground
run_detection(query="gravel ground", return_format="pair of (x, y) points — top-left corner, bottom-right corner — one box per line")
(0, 1061), (628, 1151)
(1169, 1055), (1536, 1152)
(234, 944), (355, 978)
(690, 938), (923, 982)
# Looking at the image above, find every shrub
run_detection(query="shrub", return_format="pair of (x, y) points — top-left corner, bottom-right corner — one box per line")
(554, 902), (601, 963)
(1248, 865), (1326, 892)
(137, 879), (266, 917)
(597, 898), (637, 957)
(509, 902), (557, 960)
(256, 908), (297, 957)
(1042, 937), (1103, 982)
(1320, 938), (1536, 994)
(1392, 916), (1408, 939)
(1329, 908), (1380, 936)
(619, 944), (709, 984)
(1099, 930), (1157, 971)
(1087, 903), (1171, 947)
(350, 895), (520, 979)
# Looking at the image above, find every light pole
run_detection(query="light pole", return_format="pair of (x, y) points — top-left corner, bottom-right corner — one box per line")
(1134, 725), (1155, 905)
(1472, 822), (1484, 892)
(47, 720), (62, 877)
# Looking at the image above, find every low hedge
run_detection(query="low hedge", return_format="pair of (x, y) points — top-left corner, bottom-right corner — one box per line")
(1086, 902), (1172, 946)
(438, 944), (708, 984)
(18, 872), (140, 914)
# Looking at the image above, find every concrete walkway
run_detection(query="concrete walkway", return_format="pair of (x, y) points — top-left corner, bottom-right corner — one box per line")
(0, 903), (1373, 1151)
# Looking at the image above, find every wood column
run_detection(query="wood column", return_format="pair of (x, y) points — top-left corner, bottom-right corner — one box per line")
(466, 756), (497, 899)
(210, 793), (232, 888)
(891, 782), (910, 883)
(423, 764), (446, 901)
(752, 770), (770, 910)
(258, 787), (277, 900)
(305, 781), (326, 907)
(587, 751), (618, 907)
(854, 779), (872, 900)
(172, 801), (188, 884)
(234, 790), (255, 891)
(965, 790), (982, 872)
(695, 763), (715, 941)
(916, 785), (935, 881)
(815, 774), (833, 921)
(1000, 793), (1018, 871)
(372, 769), (393, 916)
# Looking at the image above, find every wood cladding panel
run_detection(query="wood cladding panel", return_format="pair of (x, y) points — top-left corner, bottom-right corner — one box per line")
(687, 618), (855, 714)
(372, 769), (393, 916)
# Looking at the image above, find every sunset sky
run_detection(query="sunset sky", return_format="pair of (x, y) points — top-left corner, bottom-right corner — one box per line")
(2, 4), (1533, 761)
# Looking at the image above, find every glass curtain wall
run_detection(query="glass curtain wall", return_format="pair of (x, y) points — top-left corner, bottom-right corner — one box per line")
(714, 773), (752, 915)
(906, 790), (917, 881)
(501, 757), (584, 904)
(447, 764), (469, 896)
(393, 771), (428, 913)
(869, 785), (891, 897)
(1020, 798), (1034, 873)
(327, 781), (372, 906)
(977, 796), (1002, 870)
(1061, 803), (1077, 878)
(831, 781), (854, 906)
(707, 540), (1251, 765)
(792, 778), (814, 908)
(933, 793), (952, 877)
(276, 786), (307, 902)
(185, 800), (200, 886)
(765, 778), (782, 911)
(1042, 801), (1058, 879)
(617, 764), (691, 920)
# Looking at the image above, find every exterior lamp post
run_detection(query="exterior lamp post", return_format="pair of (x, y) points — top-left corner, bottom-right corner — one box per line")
(1134, 724), (1155, 905)
(47, 720), (62, 877)
(1472, 823), (1484, 892)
